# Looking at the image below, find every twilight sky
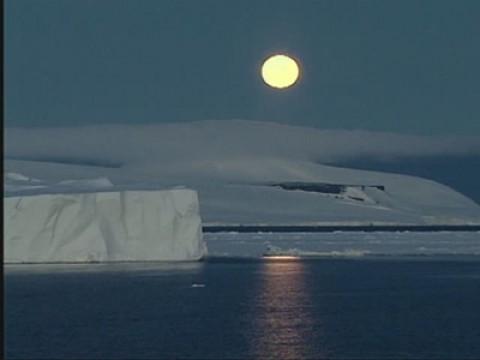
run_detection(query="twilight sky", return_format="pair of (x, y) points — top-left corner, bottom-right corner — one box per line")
(5, 0), (480, 134)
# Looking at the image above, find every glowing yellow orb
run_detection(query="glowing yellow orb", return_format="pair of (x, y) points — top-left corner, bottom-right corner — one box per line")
(261, 54), (300, 89)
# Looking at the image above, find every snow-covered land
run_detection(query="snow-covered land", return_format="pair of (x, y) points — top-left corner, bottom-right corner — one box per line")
(4, 187), (206, 263)
(5, 120), (480, 226)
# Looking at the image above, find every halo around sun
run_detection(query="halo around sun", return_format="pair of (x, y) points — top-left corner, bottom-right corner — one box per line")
(261, 54), (300, 89)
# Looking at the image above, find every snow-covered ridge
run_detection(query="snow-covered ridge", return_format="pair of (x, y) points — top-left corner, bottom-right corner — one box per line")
(4, 187), (206, 263)
(5, 120), (480, 225)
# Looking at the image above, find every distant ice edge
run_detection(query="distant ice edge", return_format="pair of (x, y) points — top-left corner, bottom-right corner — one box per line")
(4, 189), (207, 263)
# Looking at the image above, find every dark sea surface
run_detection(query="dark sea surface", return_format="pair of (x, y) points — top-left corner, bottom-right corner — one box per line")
(5, 257), (480, 359)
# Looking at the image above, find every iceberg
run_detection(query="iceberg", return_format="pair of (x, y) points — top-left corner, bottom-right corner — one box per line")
(4, 188), (206, 263)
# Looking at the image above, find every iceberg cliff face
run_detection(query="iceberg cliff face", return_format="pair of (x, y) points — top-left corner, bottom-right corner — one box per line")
(4, 189), (206, 263)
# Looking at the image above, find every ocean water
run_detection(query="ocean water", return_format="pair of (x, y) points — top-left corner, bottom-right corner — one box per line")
(5, 256), (480, 359)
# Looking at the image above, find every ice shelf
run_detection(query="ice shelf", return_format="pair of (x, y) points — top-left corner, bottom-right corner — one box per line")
(4, 189), (206, 263)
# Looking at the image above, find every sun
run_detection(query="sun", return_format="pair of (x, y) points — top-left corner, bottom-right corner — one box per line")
(261, 54), (300, 89)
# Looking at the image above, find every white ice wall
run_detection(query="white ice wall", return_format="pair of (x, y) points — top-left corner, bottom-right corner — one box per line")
(4, 189), (206, 263)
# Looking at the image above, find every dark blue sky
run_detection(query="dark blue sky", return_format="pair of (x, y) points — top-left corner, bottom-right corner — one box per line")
(5, 0), (480, 134)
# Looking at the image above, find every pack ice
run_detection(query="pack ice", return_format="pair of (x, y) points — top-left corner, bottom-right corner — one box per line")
(4, 181), (206, 263)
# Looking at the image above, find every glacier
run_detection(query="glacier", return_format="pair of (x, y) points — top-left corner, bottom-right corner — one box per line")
(4, 187), (206, 263)
(5, 120), (480, 226)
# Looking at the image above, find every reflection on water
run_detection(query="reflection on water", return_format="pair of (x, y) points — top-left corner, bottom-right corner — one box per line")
(6, 259), (480, 359)
(252, 259), (324, 359)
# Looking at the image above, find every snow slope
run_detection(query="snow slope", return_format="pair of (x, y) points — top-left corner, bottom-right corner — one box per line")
(5, 120), (480, 225)
(4, 188), (206, 263)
